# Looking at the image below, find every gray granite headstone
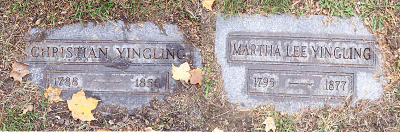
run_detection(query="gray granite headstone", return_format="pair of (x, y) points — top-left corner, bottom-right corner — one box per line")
(215, 14), (384, 113)
(23, 20), (201, 110)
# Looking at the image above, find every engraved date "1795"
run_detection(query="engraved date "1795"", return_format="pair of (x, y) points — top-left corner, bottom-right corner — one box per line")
(253, 77), (275, 87)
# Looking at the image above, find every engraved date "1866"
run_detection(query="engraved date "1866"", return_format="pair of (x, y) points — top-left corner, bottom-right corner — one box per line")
(135, 78), (161, 88)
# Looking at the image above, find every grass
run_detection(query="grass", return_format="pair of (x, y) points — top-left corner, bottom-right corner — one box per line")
(358, 0), (399, 31)
(203, 71), (215, 99)
(319, 0), (354, 19)
(0, 86), (49, 131)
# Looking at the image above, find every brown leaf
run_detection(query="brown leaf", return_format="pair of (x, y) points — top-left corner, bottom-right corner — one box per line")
(10, 62), (30, 83)
(189, 68), (202, 85)
(172, 62), (191, 82)
(35, 18), (42, 25)
(45, 85), (64, 103)
(19, 104), (33, 116)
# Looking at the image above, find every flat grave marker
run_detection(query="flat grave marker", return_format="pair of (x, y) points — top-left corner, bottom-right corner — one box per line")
(23, 21), (201, 110)
(216, 14), (384, 113)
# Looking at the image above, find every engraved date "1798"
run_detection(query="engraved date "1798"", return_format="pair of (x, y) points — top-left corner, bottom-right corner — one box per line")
(54, 77), (78, 87)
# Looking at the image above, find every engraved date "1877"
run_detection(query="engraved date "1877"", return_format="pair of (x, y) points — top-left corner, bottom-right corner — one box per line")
(326, 80), (346, 91)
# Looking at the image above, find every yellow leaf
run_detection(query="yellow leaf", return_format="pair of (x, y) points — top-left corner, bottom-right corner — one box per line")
(10, 62), (30, 83)
(202, 0), (215, 11)
(212, 127), (223, 132)
(45, 85), (64, 103)
(263, 117), (276, 132)
(67, 89), (100, 121)
(172, 62), (191, 82)
(189, 68), (202, 85)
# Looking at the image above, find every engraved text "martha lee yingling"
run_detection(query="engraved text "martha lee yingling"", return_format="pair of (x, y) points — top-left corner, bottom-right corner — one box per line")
(229, 39), (374, 66)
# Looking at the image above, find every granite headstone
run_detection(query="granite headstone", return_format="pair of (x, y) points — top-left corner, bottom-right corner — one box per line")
(23, 21), (201, 110)
(215, 14), (384, 113)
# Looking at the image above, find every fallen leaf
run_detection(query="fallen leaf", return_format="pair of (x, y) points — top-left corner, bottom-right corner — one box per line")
(10, 62), (30, 83)
(172, 62), (191, 82)
(144, 127), (154, 131)
(115, 28), (119, 31)
(189, 68), (202, 85)
(291, 0), (301, 8)
(322, 18), (330, 25)
(202, 0), (215, 11)
(263, 117), (276, 132)
(98, 129), (111, 131)
(67, 89), (100, 121)
(35, 18), (42, 25)
(44, 85), (64, 103)
(322, 9), (329, 15)
(212, 127), (223, 132)
(19, 104), (33, 116)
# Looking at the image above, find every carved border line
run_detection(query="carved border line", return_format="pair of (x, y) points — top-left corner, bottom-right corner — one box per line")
(46, 70), (171, 95)
(246, 69), (355, 99)
(227, 33), (377, 68)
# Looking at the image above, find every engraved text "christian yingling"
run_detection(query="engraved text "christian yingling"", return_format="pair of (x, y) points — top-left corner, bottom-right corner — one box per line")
(30, 46), (187, 59)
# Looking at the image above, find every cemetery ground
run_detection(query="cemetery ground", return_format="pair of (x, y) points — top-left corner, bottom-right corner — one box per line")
(0, 0), (399, 131)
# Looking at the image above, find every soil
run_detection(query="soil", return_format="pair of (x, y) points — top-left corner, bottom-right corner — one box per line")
(1, 0), (400, 131)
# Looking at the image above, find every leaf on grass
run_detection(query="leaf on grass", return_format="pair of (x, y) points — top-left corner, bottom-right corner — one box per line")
(189, 68), (202, 85)
(45, 85), (64, 103)
(19, 104), (33, 116)
(10, 62), (30, 83)
(212, 127), (223, 132)
(172, 62), (191, 82)
(67, 89), (100, 121)
(144, 127), (154, 131)
(202, 0), (215, 11)
(263, 117), (276, 132)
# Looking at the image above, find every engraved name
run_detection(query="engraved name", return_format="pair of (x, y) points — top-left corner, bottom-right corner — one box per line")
(231, 40), (371, 60)
(30, 46), (186, 59)
(228, 34), (376, 67)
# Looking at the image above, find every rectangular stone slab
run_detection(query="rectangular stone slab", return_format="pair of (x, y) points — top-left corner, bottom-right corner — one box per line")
(216, 14), (384, 113)
(23, 21), (201, 110)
